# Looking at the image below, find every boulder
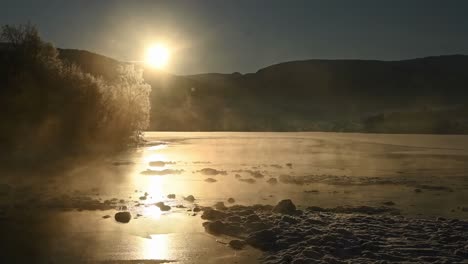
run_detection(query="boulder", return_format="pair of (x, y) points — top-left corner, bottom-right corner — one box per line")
(214, 202), (227, 210)
(184, 195), (196, 202)
(114, 211), (132, 223)
(273, 199), (297, 214)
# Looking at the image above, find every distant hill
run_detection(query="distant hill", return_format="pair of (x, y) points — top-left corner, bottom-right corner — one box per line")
(56, 49), (468, 133)
(57, 48), (127, 80)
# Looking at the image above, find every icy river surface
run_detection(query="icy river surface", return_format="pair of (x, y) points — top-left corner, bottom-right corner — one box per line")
(1, 132), (468, 263)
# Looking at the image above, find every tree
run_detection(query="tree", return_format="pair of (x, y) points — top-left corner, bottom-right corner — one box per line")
(0, 23), (151, 163)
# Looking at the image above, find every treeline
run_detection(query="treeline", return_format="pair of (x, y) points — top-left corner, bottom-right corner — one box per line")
(362, 106), (468, 134)
(0, 24), (150, 163)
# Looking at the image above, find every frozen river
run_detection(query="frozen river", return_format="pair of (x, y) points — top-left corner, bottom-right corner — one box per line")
(1, 132), (468, 263)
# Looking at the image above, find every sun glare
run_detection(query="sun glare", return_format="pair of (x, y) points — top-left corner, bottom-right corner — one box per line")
(145, 44), (170, 69)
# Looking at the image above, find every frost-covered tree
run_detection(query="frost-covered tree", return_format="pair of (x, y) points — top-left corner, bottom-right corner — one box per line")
(0, 23), (151, 163)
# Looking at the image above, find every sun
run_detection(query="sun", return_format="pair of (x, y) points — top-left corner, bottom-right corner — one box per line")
(145, 44), (170, 69)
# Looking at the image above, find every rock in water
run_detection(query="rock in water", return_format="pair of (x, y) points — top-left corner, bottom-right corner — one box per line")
(273, 199), (296, 214)
(184, 195), (196, 202)
(155, 202), (171, 211)
(167, 194), (176, 199)
(114, 212), (132, 223)
(227, 197), (235, 203)
(267, 178), (278, 184)
(204, 178), (217, 183)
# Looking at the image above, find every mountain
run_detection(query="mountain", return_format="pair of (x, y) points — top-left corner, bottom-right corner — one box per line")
(57, 49), (468, 133)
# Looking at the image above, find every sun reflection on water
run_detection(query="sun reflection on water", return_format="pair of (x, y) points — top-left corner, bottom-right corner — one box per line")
(143, 204), (163, 219)
(144, 153), (170, 163)
(148, 144), (168, 151)
(141, 234), (171, 260)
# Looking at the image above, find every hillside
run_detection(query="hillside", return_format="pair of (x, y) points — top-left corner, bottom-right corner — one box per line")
(54, 49), (468, 133)
(144, 55), (468, 133)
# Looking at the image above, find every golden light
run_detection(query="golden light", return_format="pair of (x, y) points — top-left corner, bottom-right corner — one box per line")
(145, 44), (170, 69)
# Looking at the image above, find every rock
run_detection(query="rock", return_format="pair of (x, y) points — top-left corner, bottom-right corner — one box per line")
(307, 206), (327, 212)
(286, 163), (293, 168)
(267, 178), (278, 184)
(414, 188), (422, 193)
(114, 212), (132, 223)
(239, 178), (256, 184)
(331, 206), (399, 215)
(203, 220), (226, 234)
(102, 215), (111, 219)
(227, 197), (235, 203)
(199, 168), (227, 175)
(246, 214), (261, 222)
(214, 202), (227, 210)
(273, 199), (297, 214)
(247, 171), (264, 178)
(193, 206), (201, 212)
(204, 178), (217, 183)
(226, 215), (242, 222)
(155, 202), (171, 211)
(160, 205), (171, 211)
(383, 201), (395, 206)
(149, 161), (166, 167)
(244, 221), (269, 232)
(139, 196), (147, 200)
(184, 195), (196, 202)
(167, 194), (176, 199)
(229, 239), (246, 250)
(302, 248), (324, 258)
(201, 208), (227, 220)
(281, 215), (299, 224)
(247, 229), (278, 250)
(112, 161), (134, 166)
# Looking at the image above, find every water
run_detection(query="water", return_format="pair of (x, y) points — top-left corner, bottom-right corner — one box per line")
(1, 132), (468, 263)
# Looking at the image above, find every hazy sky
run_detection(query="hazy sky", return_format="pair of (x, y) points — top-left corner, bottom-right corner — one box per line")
(1, 0), (468, 74)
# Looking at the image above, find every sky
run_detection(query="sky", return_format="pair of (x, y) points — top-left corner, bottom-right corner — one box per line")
(1, 0), (468, 75)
